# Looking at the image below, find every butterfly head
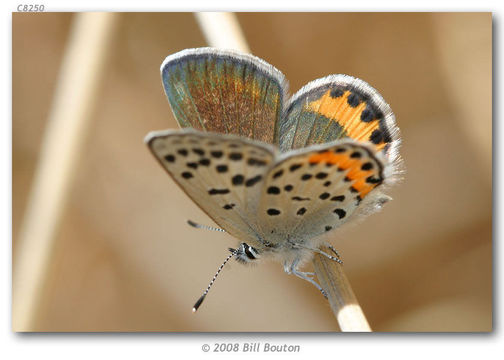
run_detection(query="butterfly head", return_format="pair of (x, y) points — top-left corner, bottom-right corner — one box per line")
(231, 243), (261, 264)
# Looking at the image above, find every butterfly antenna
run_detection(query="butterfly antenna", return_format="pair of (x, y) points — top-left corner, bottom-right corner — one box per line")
(192, 248), (237, 313)
(187, 219), (226, 233)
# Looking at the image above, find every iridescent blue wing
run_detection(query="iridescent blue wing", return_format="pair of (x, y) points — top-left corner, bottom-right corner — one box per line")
(161, 48), (287, 144)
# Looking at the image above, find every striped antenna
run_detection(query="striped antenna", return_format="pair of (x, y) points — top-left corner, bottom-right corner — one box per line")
(187, 219), (226, 233)
(192, 248), (237, 313)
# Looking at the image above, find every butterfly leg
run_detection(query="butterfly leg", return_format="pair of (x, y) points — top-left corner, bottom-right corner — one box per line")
(313, 247), (343, 265)
(284, 260), (328, 299)
(291, 243), (344, 265)
(327, 245), (342, 260)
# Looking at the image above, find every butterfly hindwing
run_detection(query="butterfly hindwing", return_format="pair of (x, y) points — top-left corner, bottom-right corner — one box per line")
(161, 48), (287, 144)
(145, 129), (276, 244)
(278, 74), (399, 157)
(256, 140), (385, 244)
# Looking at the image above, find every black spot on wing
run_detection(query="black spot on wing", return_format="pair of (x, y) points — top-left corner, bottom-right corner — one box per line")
(229, 152), (243, 161)
(232, 174), (244, 186)
(290, 163), (303, 172)
(164, 154), (175, 163)
(267, 186), (281, 194)
(247, 158), (267, 166)
(192, 148), (205, 156)
(334, 208), (346, 219)
(330, 88), (344, 98)
(319, 192), (330, 200)
(267, 208), (281, 216)
(208, 188), (230, 195)
(297, 207), (307, 216)
(366, 176), (382, 184)
(370, 129), (383, 144)
(245, 175), (262, 187)
(347, 92), (362, 107)
(198, 158), (211, 166)
(210, 150), (223, 158)
(361, 162), (373, 171)
(360, 108), (374, 122)
(181, 171), (193, 179)
(273, 169), (284, 179)
(292, 196), (310, 201)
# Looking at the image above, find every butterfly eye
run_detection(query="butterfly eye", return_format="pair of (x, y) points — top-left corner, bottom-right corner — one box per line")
(242, 243), (260, 260)
(232, 243), (260, 264)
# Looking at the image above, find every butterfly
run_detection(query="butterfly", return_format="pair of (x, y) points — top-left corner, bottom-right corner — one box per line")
(145, 48), (402, 311)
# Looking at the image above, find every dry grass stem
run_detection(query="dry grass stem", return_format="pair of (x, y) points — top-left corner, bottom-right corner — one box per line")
(12, 13), (119, 331)
(313, 246), (372, 331)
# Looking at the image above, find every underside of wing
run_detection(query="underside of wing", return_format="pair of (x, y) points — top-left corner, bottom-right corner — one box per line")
(256, 140), (386, 244)
(161, 48), (287, 144)
(145, 129), (276, 243)
(278, 75), (400, 160)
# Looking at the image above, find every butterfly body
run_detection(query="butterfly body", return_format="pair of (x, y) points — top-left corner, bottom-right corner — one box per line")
(146, 48), (402, 308)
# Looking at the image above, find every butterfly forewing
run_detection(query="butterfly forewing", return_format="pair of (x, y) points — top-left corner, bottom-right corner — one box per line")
(161, 48), (287, 144)
(256, 141), (385, 244)
(146, 130), (276, 244)
(279, 74), (399, 157)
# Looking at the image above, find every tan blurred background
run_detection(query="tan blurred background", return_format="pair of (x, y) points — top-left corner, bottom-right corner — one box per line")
(12, 12), (492, 332)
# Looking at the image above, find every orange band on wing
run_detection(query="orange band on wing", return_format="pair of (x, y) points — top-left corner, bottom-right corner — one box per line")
(307, 90), (386, 151)
(308, 151), (381, 198)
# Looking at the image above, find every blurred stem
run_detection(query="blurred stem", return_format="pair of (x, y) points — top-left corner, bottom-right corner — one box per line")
(194, 12), (250, 53)
(313, 246), (372, 332)
(12, 13), (119, 331)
